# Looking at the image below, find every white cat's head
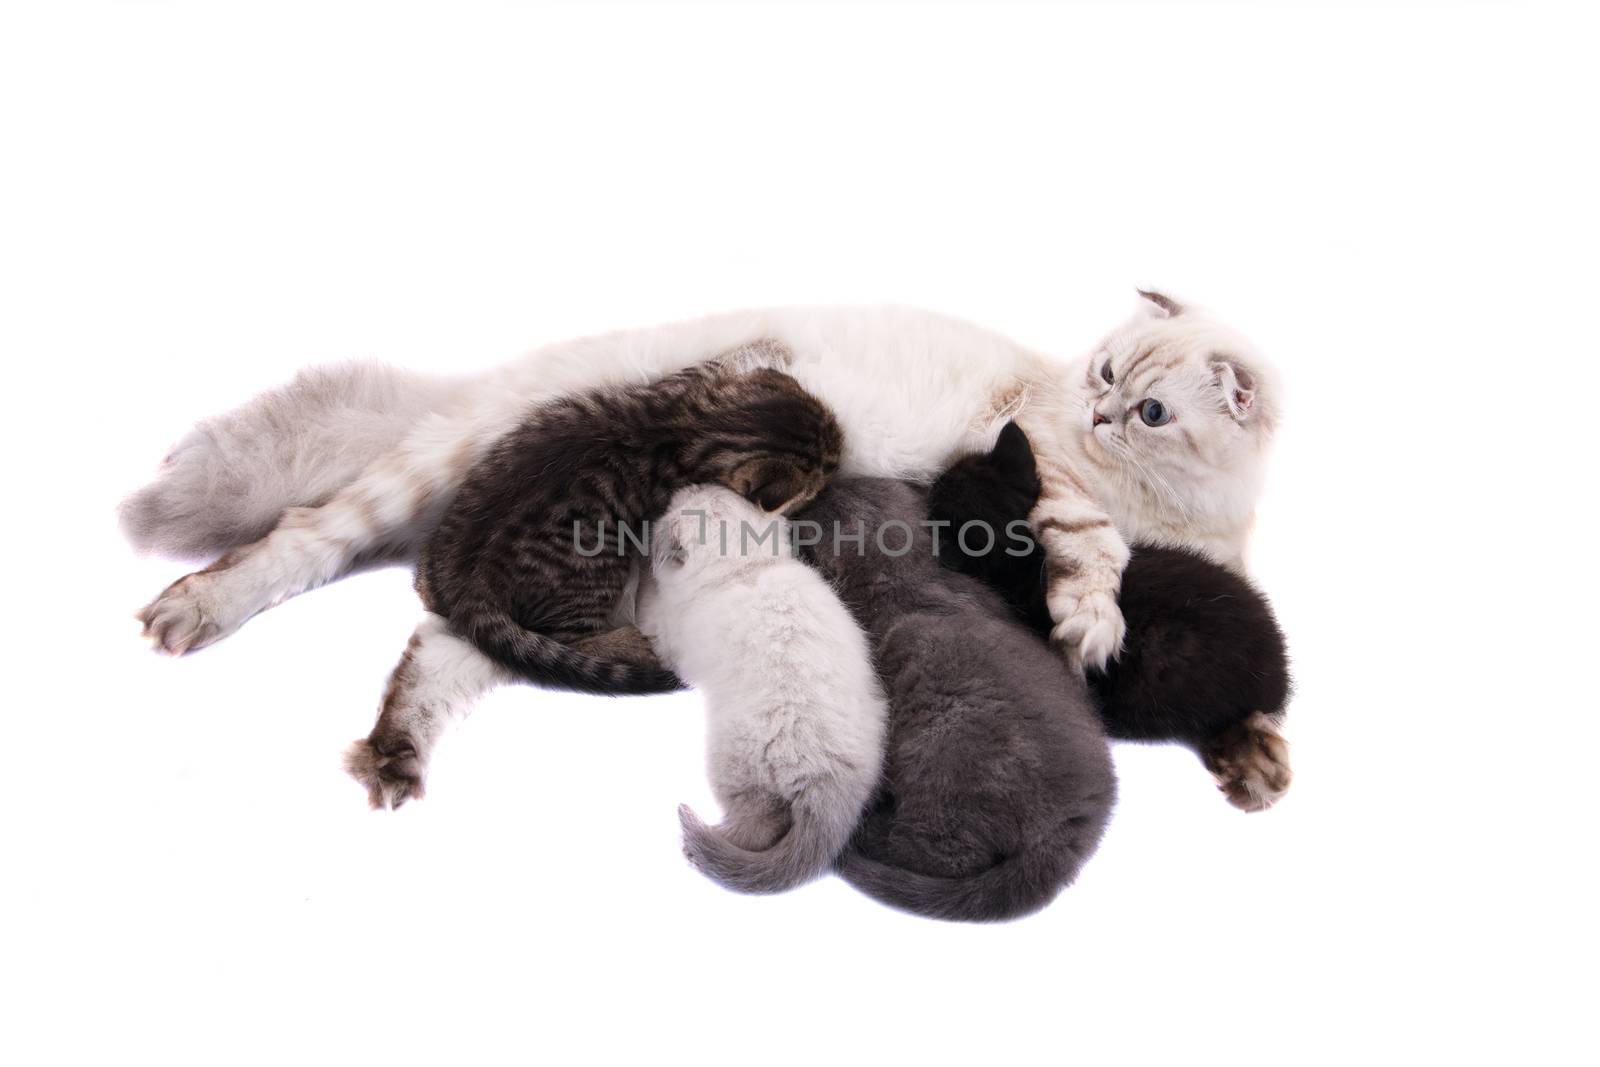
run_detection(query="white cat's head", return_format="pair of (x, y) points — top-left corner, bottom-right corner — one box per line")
(1077, 291), (1280, 534)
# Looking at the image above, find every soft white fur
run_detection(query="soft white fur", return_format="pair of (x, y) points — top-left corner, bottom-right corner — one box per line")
(133, 297), (1278, 677)
(638, 486), (887, 893)
(1073, 300), (1280, 564)
(119, 361), (465, 561)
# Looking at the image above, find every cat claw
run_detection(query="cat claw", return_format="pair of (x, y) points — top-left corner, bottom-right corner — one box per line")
(1202, 712), (1292, 812)
(138, 575), (232, 655)
(344, 737), (427, 810)
(1049, 592), (1126, 673)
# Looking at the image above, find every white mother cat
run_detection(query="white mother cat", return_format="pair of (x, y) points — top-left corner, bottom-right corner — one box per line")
(130, 292), (1277, 670)
(639, 485), (888, 894)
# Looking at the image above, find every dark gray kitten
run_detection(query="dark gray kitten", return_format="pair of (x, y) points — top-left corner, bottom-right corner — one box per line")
(797, 478), (1116, 923)
(415, 340), (843, 695)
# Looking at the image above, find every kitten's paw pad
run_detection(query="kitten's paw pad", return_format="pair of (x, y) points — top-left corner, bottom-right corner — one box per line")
(1202, 713), (1292, 813)
(344, 736), (427, 810)
(137, 574), (236, 655)
(1049, 592), (1126, 673)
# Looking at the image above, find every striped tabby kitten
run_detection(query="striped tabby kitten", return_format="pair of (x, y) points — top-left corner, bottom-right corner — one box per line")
(344, 340), (842, 808)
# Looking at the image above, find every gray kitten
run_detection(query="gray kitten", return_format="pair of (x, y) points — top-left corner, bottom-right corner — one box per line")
(798, 478), (1117, 923)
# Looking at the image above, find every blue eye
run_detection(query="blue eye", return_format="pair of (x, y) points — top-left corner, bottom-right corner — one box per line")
(1100, 361), (1114, 384)
(1139, 398), (1170, 426)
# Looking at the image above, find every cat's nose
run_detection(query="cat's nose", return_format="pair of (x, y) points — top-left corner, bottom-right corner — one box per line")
(1092, 408), (1112, 427)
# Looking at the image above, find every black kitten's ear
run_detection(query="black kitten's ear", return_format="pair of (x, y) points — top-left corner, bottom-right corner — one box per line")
(1136, 289), (1184, 318)
(988, 421), (1039, 484)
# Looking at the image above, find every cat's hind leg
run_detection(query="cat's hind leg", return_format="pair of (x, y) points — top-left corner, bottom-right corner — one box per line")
(136, 319), (766, 654)
(138, 410), (494, 655)
(345, 613), (511, 809)
(120, 362), (465, 561)
(1200, 712), (1292, 813)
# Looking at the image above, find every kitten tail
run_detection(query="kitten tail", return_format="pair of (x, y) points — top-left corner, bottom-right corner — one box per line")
(678, 792), (860, 895)
(452, 597), (682, 697)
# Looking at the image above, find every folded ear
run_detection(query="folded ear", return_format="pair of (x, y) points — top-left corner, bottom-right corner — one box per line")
(1136, 289), (1184, 318)
(1211, 357), (1258, 420)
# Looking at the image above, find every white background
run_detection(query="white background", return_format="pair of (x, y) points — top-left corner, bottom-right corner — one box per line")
(3, 2), (1596, 1063)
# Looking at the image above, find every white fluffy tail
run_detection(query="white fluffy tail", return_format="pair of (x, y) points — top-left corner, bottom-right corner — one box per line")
(119, 361), (465, 561)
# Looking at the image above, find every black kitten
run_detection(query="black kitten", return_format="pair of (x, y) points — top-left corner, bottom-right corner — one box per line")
(928, 421), (1293, 810)
(799, 478), (1116, 923)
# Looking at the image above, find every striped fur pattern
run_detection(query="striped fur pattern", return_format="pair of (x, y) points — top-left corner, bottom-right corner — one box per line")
(638, 486), (888, 894)
(798, 478), (1116, 923)
(412, 340), (842, 696)
(928, 422), (1294, 811)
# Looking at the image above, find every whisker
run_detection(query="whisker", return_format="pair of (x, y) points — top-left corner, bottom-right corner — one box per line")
(1107, 435), (1188, 519)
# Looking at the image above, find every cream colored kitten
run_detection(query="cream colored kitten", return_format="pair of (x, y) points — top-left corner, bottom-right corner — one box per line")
(638, 485), (888, 894)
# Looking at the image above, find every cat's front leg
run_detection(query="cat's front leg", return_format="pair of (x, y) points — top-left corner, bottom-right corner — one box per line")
(344, 614), (511, 809)
(138, 410), (486, 654)
(1029, 464), (1130, 674)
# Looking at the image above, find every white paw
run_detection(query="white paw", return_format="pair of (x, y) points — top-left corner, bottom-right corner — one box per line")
(136, 571), (245, 655)
(1202, 713), (1293, 813)
(1048, 590), (1126, 673)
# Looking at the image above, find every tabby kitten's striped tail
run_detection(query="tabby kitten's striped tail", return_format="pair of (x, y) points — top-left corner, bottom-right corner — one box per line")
(449, 595), (682, 696)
